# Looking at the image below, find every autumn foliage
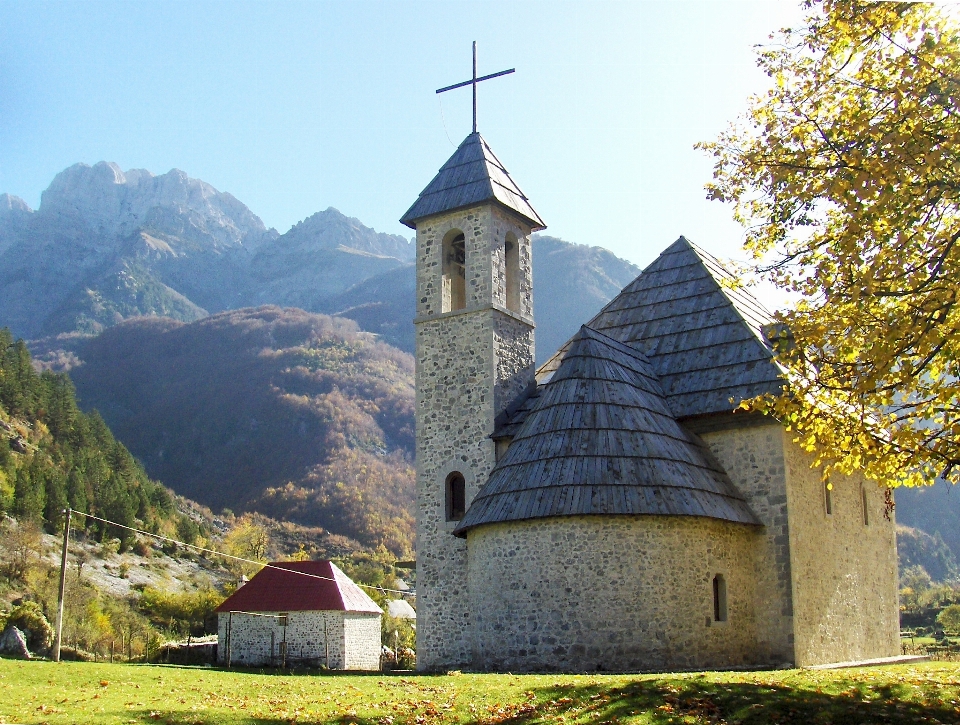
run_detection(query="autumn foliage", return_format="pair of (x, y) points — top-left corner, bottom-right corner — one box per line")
(701, 1), (960, 487)
(71, 307), (416, 556)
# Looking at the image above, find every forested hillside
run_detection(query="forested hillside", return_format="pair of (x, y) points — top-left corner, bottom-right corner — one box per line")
(70, 307), (416, 556)
(0, 328), (179, 542)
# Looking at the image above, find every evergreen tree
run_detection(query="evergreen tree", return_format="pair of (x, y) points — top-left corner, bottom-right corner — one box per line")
(0, 328), (176, 539)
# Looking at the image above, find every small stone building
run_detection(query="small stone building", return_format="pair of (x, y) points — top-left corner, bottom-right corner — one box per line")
(216, 561), (382, 670)
(402, 132), (900, 673)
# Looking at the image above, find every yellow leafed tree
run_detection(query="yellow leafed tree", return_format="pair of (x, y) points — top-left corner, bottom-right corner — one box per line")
(222, 514), (270, 577)
(700, 1), (960, 488)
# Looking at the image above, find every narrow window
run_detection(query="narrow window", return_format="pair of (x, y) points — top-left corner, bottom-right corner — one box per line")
(713, 574), (727, 622)
(824, 480), (833, 516)
(442, 230), (466, 312)
(278, 614), (288, 627)
(504, 233), (520, 313)
(861, 485), (869, 526)
(445, 472), (466, 521)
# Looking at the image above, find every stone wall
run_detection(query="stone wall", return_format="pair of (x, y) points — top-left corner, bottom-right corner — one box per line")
(343, 613), (383, 670)
(217, 610), (346, 668)
(466, 515), (767, 673)
(701, 422), (796, 665)
(413, 205), (533, 321)
(783, 434), (900, 665)
(414, 204), (536, 670)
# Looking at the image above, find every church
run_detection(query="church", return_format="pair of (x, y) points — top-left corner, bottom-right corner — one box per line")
(400, 131), (900, 673)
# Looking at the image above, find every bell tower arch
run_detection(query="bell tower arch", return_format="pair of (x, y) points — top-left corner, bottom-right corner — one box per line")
(401, 132), (545, 670)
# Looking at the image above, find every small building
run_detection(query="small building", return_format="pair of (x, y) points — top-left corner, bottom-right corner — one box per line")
(216, 561), (382, 670)
(386, 599), (417, 620)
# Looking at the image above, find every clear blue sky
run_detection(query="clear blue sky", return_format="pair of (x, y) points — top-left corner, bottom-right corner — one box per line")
(0, 1), (802, 273)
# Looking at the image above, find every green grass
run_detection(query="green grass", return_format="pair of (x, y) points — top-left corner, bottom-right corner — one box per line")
(3, 657), (960, 725)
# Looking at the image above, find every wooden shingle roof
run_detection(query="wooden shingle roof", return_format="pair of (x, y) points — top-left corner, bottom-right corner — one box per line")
(400, 132), (546, 230)
(538, 236), (784, 419)
(454, 326), (760, 537)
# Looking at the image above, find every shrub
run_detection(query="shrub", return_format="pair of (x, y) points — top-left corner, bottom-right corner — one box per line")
(7, 601), (54, 652)
(937, 604), (960, 634)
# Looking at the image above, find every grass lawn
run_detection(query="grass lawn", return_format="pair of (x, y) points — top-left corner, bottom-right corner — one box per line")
(3, 657), (960, 725)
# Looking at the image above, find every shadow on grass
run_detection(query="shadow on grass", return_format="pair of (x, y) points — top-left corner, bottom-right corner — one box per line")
(513, 676), (960, 725)
(117, 671), (960, 725)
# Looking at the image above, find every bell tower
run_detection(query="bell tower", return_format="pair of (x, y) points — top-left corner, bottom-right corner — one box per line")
(401, 132), (545, 669)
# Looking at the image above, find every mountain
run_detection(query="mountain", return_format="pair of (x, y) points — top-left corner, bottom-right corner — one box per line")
(0, 164), (416, 343)
(313, 235), (641, 363)
(895, 482), (960, 575)
(1, 163), (637, 366)
(0, 327), (183, 544)
(316, 263), (416, 353)
(0, 163), (272, 339)
(896, 524), (959, 584)
(0, 194), (32, 257)
(530, 235), (641, 361)
(69, 307), (416, 556)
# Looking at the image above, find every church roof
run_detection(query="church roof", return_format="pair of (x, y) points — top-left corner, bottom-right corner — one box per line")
(215, 561), (382, 614)
(453, 326), (761, 537)
(537, 236), (784, 419)
(400, 132), (546, 231)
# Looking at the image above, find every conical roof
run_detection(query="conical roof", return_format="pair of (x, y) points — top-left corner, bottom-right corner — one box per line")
(453, 326), (760, 537)
(538, 236), (784, 419)
(400, 133), (545, 230)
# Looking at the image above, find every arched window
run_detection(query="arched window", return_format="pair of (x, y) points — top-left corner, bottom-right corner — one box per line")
(713, 574), (727, 623)
(445, 471), (466, 521)
(824, 480), (834, 516)
(504, 232), (520, 313)
(442, 230), (466, 312)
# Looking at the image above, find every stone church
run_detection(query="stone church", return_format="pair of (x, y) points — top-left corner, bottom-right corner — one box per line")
(400, 131), (900, 673)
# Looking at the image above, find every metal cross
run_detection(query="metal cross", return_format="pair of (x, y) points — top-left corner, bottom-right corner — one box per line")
(436, 41), (515, 134)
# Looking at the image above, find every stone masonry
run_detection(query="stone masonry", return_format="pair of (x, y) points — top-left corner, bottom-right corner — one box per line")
(702, 421), (900, 666)
(467, 515), (764, 672)
(415, 203), (536, 670)
(217, 610), (381, 670)
(701, 422), (796, 664)
(783, 433), (900, 665)
(461, 420), (901, 672)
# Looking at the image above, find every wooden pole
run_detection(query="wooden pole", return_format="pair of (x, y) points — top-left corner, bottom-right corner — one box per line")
(53, 508), (71, 662)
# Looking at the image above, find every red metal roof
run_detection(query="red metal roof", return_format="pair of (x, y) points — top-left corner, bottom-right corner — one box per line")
(215, 561), (382, 614)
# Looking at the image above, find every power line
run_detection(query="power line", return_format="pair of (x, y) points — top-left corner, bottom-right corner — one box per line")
(71, 509), (413, 597)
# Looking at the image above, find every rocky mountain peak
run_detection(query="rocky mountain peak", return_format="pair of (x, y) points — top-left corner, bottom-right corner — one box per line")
(280, 207), (414, 261)
(0, 194), (33, 217)
(0, 194), (33, 257)
(39, 162), (268, 250)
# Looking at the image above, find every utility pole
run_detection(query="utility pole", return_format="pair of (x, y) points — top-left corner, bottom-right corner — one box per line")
(53, 508), (71, 662)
